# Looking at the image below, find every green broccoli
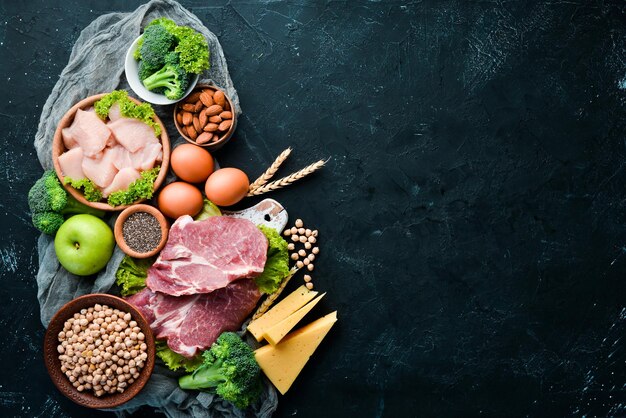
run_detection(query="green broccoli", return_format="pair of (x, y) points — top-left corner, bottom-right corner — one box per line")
(142, 52), (190, 100)
(179, 332), (262, 410)
(138, 60), (159, 81)
(28, 171), (105, 235)
(140, 24), (175, 68)
(146, 17), (210, 74)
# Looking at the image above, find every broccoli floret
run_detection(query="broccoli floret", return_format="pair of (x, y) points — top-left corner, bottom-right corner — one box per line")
(138, 60), (159, 81)
(179, 332), (262, 410)
(142, 53), (190, 100)
(140, 24), (174, 68)
(27, 171), (105, 235)
(134, 35), (144, 60)
(145, 18), (210, 74)
(32, 212), (65, 236)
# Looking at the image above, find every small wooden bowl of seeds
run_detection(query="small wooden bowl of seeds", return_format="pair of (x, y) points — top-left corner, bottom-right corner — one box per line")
(173, 84), (237, 151)
(114, 204), (168, 258)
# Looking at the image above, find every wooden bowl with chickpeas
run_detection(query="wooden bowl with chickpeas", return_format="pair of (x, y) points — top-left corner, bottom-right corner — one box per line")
(43, 294), (155, 408)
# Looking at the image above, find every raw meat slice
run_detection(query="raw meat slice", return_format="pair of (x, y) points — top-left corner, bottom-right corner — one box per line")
(108, 102), (122, 122)
(107, 118), (158, 153)
(82, 148), (118, 188)
(146, 216), (268, 297)
(126, 279), (261, 358)
(57, 147), (85, 180)
(61, 127), (79, 149)
(102, 167), (141, 197)
(130, 142), (162, 171)
(110, 145), (134, 171)
(64, 109), (112, 157)
(110, 143), (162, 172)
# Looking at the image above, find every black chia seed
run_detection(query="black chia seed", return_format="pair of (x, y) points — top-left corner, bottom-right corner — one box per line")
(122, 212), (162, 253)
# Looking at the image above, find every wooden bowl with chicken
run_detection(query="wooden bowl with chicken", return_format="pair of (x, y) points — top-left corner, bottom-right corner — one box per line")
(52, 93), (170, 211)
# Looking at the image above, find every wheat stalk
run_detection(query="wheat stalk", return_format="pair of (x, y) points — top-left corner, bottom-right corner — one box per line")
(247, 159), (327, 197)
(248, 148), (292, 194)
(251, 267), (298, 320)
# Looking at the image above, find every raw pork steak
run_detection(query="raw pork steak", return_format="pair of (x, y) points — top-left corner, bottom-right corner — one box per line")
(146, 216), (268, 296)
(126, 279), (261, 357)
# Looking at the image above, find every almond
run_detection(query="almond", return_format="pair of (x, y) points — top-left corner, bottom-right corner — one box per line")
(213, 90), (226, 107)
(209, 115), (222, 123)
(196, 132), (213, 144)
(202, 89), (215, 97)
(218, 120), (232, 132)
(205, 105), (223, 116)
(186, 125), (198, 140)
(199, 111), (208, 127)
(212, 133), (220, 142)
(181, 104), (195, 112)
(176, 112), (183, 126)
(193, 115), (202, 133)
(186, 91), (202, 103)
(224, 101), (231, 111)
(194, 100), (203, 113)
(199, 92), (214, 107)
(219, 111), (232, 120)
(182, 111), (193, 126)
(204, 123), (219, 132)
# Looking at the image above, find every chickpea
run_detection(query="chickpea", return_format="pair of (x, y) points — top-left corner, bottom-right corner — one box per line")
(295, 219), (303, 228)
(303, 258), (310, 266)
(284, 228), (291, 236)
(304, 274), (312, 283)
(307, 263), (314, 271)
(304, 242), (312, 250)
(306, 282), (314, 290)
(298, 227), (305, 235)
(299, 236), (307, 243)
(291, 235), (299, 242)
(290, 226), (298, 234)
(312, 247), (320, 254)
(296, 261), (304, 269)
(287, 243), (295, 251)
(298, 249), (306, 257)
(291, 253), (299, 261)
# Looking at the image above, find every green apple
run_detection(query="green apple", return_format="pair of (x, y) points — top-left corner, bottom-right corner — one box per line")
(54, 214), (115, 276)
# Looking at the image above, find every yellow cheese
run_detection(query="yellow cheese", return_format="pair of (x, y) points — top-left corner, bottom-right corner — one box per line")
(254, 311), (337, 395)
(247, 285), (318, 342)
(264, 293), (326, 346)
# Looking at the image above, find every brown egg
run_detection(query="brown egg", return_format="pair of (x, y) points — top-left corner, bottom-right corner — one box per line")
(204, 168), (249, 207)
(157, 182), (204, 219)
(170, 144), (215, 183)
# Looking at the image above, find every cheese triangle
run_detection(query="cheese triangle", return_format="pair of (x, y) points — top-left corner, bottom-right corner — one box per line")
(264, 293), (326, 346)
(247, 285), (318, 342)
(254, 311), (337, 395)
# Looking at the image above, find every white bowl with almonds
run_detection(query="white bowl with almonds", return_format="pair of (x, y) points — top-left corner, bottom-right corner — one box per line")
(173, 84), (237, 150)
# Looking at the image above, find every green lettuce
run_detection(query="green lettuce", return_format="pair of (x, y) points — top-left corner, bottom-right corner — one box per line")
(194, 199), (222, 221)
(94, 90), (161, 136)
(255, 225), (290, 294)
(63, 177), (102, 202)
(156, 340), (203, 372)
(107, 167), (160, 207)
(115, 255), (154, 296)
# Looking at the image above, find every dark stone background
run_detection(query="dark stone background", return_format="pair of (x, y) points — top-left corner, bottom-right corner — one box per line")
(1, 0), (625, 417)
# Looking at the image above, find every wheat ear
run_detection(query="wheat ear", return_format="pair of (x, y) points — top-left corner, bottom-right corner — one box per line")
(247, 159), (327, 197)
(251, 267), (298, 320)
(248, 148), (292, 194)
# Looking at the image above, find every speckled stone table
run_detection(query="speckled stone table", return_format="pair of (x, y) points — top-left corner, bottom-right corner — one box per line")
(1, 1), (625, 417)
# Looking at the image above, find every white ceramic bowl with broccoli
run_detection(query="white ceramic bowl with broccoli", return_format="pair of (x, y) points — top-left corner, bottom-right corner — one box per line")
(125, 18), (210, 105)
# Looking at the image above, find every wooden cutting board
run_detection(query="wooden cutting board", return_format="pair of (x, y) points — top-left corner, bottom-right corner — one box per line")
(223, 198), (288, 231)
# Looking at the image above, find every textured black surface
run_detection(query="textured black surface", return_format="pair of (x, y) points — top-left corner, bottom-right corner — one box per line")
(1, 1), (625, 417)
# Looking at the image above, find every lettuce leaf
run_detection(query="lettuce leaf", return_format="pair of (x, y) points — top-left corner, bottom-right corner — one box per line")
(94, 90), (161, 136)
(63, 177), (102, 202)
(107, 167), (160, 207)
(155, 340), (203, 372)
(115, 255), (154, 297)
(255, 225), (290, 294)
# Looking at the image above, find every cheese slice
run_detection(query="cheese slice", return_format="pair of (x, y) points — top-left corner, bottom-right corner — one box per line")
(264, 293), (326, 346)
(254, 311), (337, 395)
(247, 285), (318, 342)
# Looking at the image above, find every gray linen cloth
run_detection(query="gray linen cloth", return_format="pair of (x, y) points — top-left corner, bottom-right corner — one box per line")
(32, 0), (278, 416)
